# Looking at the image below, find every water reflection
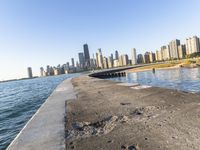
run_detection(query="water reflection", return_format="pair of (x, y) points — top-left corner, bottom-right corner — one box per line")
(108, 68), (200, 93)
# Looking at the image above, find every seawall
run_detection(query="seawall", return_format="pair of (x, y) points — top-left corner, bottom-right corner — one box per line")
(7, 78), (76, 150)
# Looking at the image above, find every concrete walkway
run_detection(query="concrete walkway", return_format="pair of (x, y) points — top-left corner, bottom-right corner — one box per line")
(7, 78), (76, 150)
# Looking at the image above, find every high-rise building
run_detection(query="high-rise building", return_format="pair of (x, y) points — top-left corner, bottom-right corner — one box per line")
(119, 54), (129, 66)
(83, 44), (90, 67)
(149, 52), (156, 63)
(95, 53), (99, 68)
(108, 56), (113, 68)
(161, 45), (171, 60)
(90, 58), (96, 68)
(115, 50), (119, 60)
(178, 44), (186, 59)
(169, 39), (180, 59)
(156, 50), (162, 61)
(103, 57), (108, 69)
(144, 52), (150, 63)
(27, 67), (33, 78)
(186, 36), (200, 55)
(78, 52), (85, 68)
(137, 54), (144, 64)
(66, 62), (70, 70)
(131, 48), (137, 65)
(122, 54), (129, 66)
(110, 53), (114, 67)
(97, 49), (104, 69)
(123, 54), (129, 66)
(71, 58), (75, 67)
(40, 67), (44, 77)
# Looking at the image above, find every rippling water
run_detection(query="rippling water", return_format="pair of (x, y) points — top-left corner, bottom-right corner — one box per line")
(0, 74), (79, 150)
(108, 68), (200, 93)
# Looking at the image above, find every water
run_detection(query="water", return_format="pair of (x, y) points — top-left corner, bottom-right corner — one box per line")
(0, 74), (79, 150)
(108, 68), (200, 93)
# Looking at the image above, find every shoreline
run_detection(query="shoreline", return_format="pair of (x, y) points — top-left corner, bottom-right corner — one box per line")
(127, 63), (200, 73)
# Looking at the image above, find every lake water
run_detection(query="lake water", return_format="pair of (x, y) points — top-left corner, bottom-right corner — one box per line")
(108, 68), (200, 93)
(0, 74), (79, 150)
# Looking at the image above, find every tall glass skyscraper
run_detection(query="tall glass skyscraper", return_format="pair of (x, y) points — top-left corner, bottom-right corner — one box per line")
(83, 44), (90, 67)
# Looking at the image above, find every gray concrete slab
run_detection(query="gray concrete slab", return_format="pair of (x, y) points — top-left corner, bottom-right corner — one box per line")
(7, 78), (76, 150)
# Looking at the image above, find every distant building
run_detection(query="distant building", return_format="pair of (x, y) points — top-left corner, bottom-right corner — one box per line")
(131, 48), (137, 65)
(119, 54), (129, 66)
(110, 53), (114, 67)
(53, 67), (60, 76)
(122, 54), (129, 66)
(108, 56), (113, 68)
(115, 50), (119, 60)
(186, 36), (200, 55)
(169, 39), (180, 59)
(137, 54), (144, 64)
(83, 44), (90, 67)
(71, 58), (75, 67)
(103, 57), (108, 69)
(156, 50), (162, 61)
(113, 59), (119, 67)
(144, 52), (150, 63)
(78, 52), (85, 68)
(97, 49), (104, 69)
(95, 53), (99, 68)
(40, 67), (44, 77)
(90, 58), (96, 69)
(178, 44), (186, 59)
(149, 52), (156, 63)
(161, 45), (171, 60)
(66, 62), (70, 70)
(27, 67), (33, 78)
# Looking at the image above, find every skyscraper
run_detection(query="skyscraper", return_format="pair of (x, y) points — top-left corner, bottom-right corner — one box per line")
(71, 58), (75, 67)
(119, 54), (129, 66)
(103, 57), (108, 69)
(144, 52), (150, 63)
(149, 52), (156, 63)
(186, 36), (200, 55)
(178, 44), (186, 59)
(137, 54), (144, 64)
(83, 44), (90, 67)
(122, 54), (129, 66)
(169, 39), (180, 59)
(40, 67), (44, 77)
(161, 45), (171, 60)
(27, 67), (33, 78)
(78, 52), (85, 68)
(115, 50), (119, 60)
(131, 48), (137, 65)
(110, 53), (114, 67)
(97, 49), (104, 69)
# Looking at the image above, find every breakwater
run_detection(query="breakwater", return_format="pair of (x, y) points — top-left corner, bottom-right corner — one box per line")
(0, 74), (79, 150)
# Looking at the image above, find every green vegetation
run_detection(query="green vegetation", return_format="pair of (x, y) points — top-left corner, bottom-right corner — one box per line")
(186, 52), (200, 58)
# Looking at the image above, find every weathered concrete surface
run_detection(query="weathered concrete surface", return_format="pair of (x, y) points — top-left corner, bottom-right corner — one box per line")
(7, 78), (76, 150)
(66, 75), (200, 150)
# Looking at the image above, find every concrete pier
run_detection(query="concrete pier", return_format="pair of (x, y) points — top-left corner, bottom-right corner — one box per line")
(65, 76), (200, 150)
(7, 78), (76, 150)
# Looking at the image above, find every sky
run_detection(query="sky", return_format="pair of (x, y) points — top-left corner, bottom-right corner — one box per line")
(0, 0), (200, 80)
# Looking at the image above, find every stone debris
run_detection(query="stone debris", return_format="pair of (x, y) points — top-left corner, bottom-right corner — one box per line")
(66, 115), (131, 140)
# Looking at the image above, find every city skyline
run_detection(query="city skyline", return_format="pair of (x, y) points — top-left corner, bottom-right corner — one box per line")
(1, 0), (200, 80)
(29, 34), (200, 79)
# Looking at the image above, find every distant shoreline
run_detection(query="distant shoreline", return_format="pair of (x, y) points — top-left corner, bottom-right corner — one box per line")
(127, 62), (200, 73)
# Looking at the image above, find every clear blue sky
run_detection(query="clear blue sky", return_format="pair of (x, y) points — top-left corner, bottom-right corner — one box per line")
(0, 0), (200, 80)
